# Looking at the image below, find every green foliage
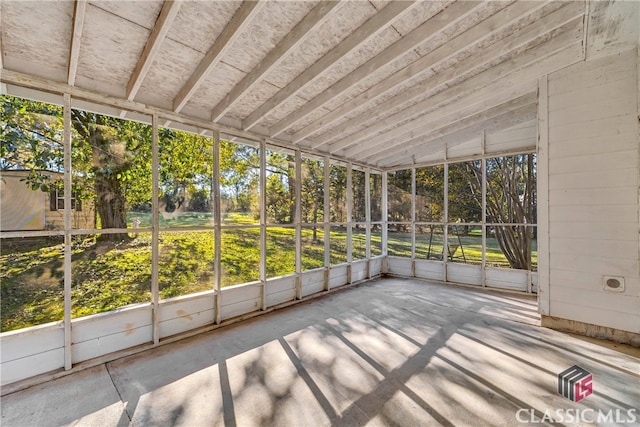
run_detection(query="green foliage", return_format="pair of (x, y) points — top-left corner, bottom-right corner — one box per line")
(219, 140), (259, 217)
(388, 169), (412, 223)
(159, 128), (213, 214)
(1, 96), (64, 191)
(352, 170), (366, 222)
(416, 165), (444, 222)
(266, 152), (295, 224)
(301, 158), (324, 223)
(329, 164), (347, 222)
(448, 161), (482, 223)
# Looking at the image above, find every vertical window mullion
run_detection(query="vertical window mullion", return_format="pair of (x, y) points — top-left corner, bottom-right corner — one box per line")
(411, 168), (416, 261)
(346, 164), (352, 264)
(364, 168), (371, 266)
(481, 157), (487, 287)
(63, 93), (72, 370)
(151, 114), (160, 344)
(259, 139), (267, 310)
(323, 157), (330, 290)
(381, 171), (388, 270)
(295, 149), (302, 299)
(443, 163), (449, 283)
(213, 130), (222, 323)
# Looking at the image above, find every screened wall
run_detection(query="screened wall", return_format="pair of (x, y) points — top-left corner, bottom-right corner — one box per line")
(0, 94), (383, 336)
(386, 156), (537, 291)
(1, 91), (536, 385)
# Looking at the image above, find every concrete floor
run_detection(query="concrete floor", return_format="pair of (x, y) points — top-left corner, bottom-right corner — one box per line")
(1, 277), (639, 427)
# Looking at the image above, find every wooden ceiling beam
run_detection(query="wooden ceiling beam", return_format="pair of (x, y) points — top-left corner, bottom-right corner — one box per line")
(407, 108), (537, 167)
(354, 82), (537, 162)
(372, 96), (537, 167)
(126, 0), (182, 101)
(173, 0), (265, 113)
(241, 0), (415, 131)
(330, 11), (584, 155)
(267, 0), (481, 138)
(210, 1), (341, 123)
(382, 107), (537, 169)
(295, 0), (557, 146)
(67, 0), (87, 86)
(354, 39), (583, 165)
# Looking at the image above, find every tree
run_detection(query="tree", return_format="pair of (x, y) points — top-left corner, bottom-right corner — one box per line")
(387, 169), (411, 230)
(351, 169), (366, 224)
(301, 158), (324, 240)
(448, 161), (482, 225)
(369, 172), (382, 224)
(72, 110), (152, 239)
(219, 140), (259, 216)
(265, 151), (295, 224)
(158, 128), (213, 214)
(461, 155), (536, 269)
(329, 164), (347, 223)
(2, 96), (152, 240)
(415, 165), (444, 222)
(1, 96), (64, 187)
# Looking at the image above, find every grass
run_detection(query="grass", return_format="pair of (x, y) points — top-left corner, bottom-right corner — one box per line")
(388, 228), (538, 268)
(1, 213), (533, 332)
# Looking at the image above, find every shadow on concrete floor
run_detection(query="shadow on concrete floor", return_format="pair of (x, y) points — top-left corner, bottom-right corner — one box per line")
(2, 277), (638, 426)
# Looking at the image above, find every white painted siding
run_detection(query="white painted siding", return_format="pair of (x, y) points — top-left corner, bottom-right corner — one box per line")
(219, 282), (262, 320)
(329, 264), (349, 288)
(158, 292), (216, 339)
(485, 120), (536, 154)
(415, 259), (444, 281)
(265, 275), (297, 307)
(71, 304), (153, 363)
(544, 48), (640, 334)
(351, 260), (368, 283)
(387, 256), (412, 277)
(301, 268), (325, 297)
(369, 257), (383, 277)
(447, 263), (482, 286)
(0, 323), (64, 386)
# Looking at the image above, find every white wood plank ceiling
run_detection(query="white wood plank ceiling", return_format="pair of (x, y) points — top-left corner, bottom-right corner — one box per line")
(1, 0), (588, 168)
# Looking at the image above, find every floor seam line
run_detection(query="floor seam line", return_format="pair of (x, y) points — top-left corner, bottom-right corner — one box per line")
(105, 363), (132, 423)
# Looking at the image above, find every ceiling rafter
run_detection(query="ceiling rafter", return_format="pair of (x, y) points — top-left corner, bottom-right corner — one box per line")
(241, 0), (416, 131)
(172, 0), (265, 113)
(350, 39), (583, 163)
(267, 0), (481, 139)
(357, 80), (538, 162)
(373, 94), (537, 167)
(67, 0), (87, 86)
(295, 0), (556, 146)
(126, 0), (182, 101)
(328, 9), (584, 155)
(383, 104), (537, 168)
(210, 1), (341, 123)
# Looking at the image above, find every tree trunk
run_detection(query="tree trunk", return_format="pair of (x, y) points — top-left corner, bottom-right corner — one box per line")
(89, 126), (129, 241)
(94, 172), (129, 241)
(287, 159), (296, 224)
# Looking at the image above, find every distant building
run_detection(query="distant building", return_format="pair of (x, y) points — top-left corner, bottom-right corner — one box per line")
(0, 170), (95, 231)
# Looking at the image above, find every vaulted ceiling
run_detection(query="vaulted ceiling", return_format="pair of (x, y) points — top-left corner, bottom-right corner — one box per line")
(1, 1), (592, 168)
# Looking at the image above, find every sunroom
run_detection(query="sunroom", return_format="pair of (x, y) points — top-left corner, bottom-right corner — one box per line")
(1, 0), (638, 423)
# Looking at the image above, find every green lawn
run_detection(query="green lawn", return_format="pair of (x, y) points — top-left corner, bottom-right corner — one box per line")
(1, 214), (532, 332)
(388, 228), (537, 268)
